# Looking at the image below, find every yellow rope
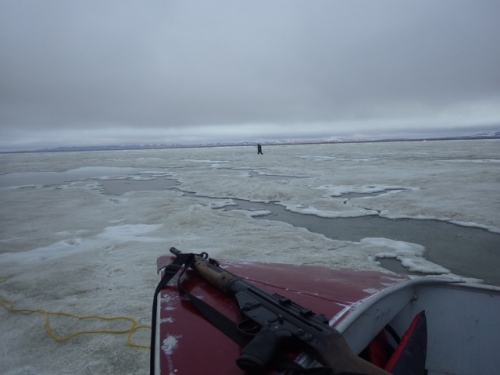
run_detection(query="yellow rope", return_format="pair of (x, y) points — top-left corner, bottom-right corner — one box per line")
(0, 277), (151, 349)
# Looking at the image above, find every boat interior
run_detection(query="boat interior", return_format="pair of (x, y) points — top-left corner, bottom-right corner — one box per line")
(335, 278), (500, 375)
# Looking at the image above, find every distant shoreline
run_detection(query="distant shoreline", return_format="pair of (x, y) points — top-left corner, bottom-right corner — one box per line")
(1, 134), (499, 154)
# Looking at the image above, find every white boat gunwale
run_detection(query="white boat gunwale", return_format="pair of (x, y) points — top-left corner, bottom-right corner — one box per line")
(334, 276), (500, 375)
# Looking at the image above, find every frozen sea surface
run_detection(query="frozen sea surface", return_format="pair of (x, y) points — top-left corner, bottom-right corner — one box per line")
(1, 140), (499, 374)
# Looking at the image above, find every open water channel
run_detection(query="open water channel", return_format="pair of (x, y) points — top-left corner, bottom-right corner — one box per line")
(95, 175), (500, 286)
(2, 168), (499, 286)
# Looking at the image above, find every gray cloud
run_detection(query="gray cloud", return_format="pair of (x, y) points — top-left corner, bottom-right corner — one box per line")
(1, 1), (499, 150)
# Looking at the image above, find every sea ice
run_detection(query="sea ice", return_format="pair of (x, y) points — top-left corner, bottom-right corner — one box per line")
(1, 139), (499, 374)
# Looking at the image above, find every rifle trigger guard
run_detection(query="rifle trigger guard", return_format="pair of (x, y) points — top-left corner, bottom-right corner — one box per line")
(237, 318), (261, 337)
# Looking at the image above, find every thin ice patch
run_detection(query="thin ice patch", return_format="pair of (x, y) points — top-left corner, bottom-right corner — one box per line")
(162, 335), (181, 355)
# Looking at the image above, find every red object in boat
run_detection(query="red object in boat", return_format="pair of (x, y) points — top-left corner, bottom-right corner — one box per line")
(154, 256), (409, 374)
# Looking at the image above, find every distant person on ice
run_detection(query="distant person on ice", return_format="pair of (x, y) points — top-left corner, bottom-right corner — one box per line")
(257, 143), (263, 155)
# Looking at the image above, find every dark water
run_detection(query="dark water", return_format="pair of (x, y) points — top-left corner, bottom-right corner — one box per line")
(98, 178), (179, 194)
(218, 198), (500, 285)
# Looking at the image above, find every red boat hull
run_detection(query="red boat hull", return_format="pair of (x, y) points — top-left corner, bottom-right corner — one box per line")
(155, 256), (408, 374)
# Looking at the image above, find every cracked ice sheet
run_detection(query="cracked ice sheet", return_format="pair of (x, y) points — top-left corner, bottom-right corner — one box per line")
(0, 139), (499, 374)
(360, 238), (450, 275)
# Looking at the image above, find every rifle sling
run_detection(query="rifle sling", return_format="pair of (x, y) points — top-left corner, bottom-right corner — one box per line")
(176, 265), (251, 348)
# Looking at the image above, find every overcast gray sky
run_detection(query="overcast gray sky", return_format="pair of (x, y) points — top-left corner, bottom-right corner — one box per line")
(1, 1), (499, 151)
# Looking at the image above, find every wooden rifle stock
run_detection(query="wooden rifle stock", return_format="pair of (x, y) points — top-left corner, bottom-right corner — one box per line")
(317, 331), (391, 375)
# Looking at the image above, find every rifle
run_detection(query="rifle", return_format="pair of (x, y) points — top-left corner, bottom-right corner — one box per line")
(162, 248), (391, 375)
